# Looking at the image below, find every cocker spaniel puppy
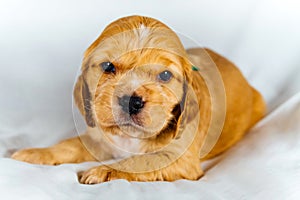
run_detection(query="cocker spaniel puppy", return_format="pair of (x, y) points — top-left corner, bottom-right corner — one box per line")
(12, 16), (266, 184)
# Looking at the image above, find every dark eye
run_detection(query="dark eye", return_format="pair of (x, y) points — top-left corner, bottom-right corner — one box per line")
(158, 70), (173, 82)
(100, 62), (115, 73)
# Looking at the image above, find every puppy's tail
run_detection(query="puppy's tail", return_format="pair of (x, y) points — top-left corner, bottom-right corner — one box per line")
(249, 88), (266, 129)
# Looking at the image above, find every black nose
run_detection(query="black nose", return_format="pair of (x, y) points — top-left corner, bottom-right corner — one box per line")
(118, 95), (144, 115)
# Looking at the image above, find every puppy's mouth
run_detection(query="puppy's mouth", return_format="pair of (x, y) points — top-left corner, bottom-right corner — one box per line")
(98, 109), (170, 138)
(117, 115), (143, 127)
(102, 117), (155, 135)
(98, 102), (182, 140)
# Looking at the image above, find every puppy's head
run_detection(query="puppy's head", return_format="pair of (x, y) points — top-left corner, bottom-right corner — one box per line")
(74, 16), (197, 139)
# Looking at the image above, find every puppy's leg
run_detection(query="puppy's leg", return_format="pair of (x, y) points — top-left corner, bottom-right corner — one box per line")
(11, 135), (99, 165)
(80, 150), (203, 184)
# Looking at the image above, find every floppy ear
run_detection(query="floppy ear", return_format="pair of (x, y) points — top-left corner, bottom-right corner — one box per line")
(73, 75), (96, 127)
(173, 80), (199, 139)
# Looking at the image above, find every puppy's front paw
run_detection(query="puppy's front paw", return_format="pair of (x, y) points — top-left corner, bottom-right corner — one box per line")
(11, 148), (58, 165)
(79, 166), (121, 184)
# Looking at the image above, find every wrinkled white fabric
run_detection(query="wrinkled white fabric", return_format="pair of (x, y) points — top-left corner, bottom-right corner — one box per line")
(0, 0), (300, 199)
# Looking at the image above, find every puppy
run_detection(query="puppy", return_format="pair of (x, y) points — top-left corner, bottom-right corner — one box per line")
(12, 16), (266, 184)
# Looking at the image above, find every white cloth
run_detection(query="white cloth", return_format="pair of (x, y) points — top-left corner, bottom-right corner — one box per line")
(0, 0), (300, 199)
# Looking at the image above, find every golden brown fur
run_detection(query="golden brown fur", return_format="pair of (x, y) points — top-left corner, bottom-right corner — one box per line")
(12, 16), (266, 184)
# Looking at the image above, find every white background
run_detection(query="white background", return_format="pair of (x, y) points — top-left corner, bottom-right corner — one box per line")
(0, 0), (300, 199)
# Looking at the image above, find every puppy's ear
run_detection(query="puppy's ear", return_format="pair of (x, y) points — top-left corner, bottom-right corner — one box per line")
(173, 81), (199, 139)
(73, 75), (96, 127)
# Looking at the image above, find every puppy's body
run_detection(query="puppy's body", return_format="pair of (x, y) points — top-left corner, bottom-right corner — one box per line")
(12, 16), (265, 184)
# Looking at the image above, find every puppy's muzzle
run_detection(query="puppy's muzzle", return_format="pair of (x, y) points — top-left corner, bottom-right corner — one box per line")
(118, 95), (144, 115)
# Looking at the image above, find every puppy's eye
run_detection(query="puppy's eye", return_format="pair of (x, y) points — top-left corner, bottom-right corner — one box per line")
(100, 62), (116, 73)
(158, 70), (173, 82)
